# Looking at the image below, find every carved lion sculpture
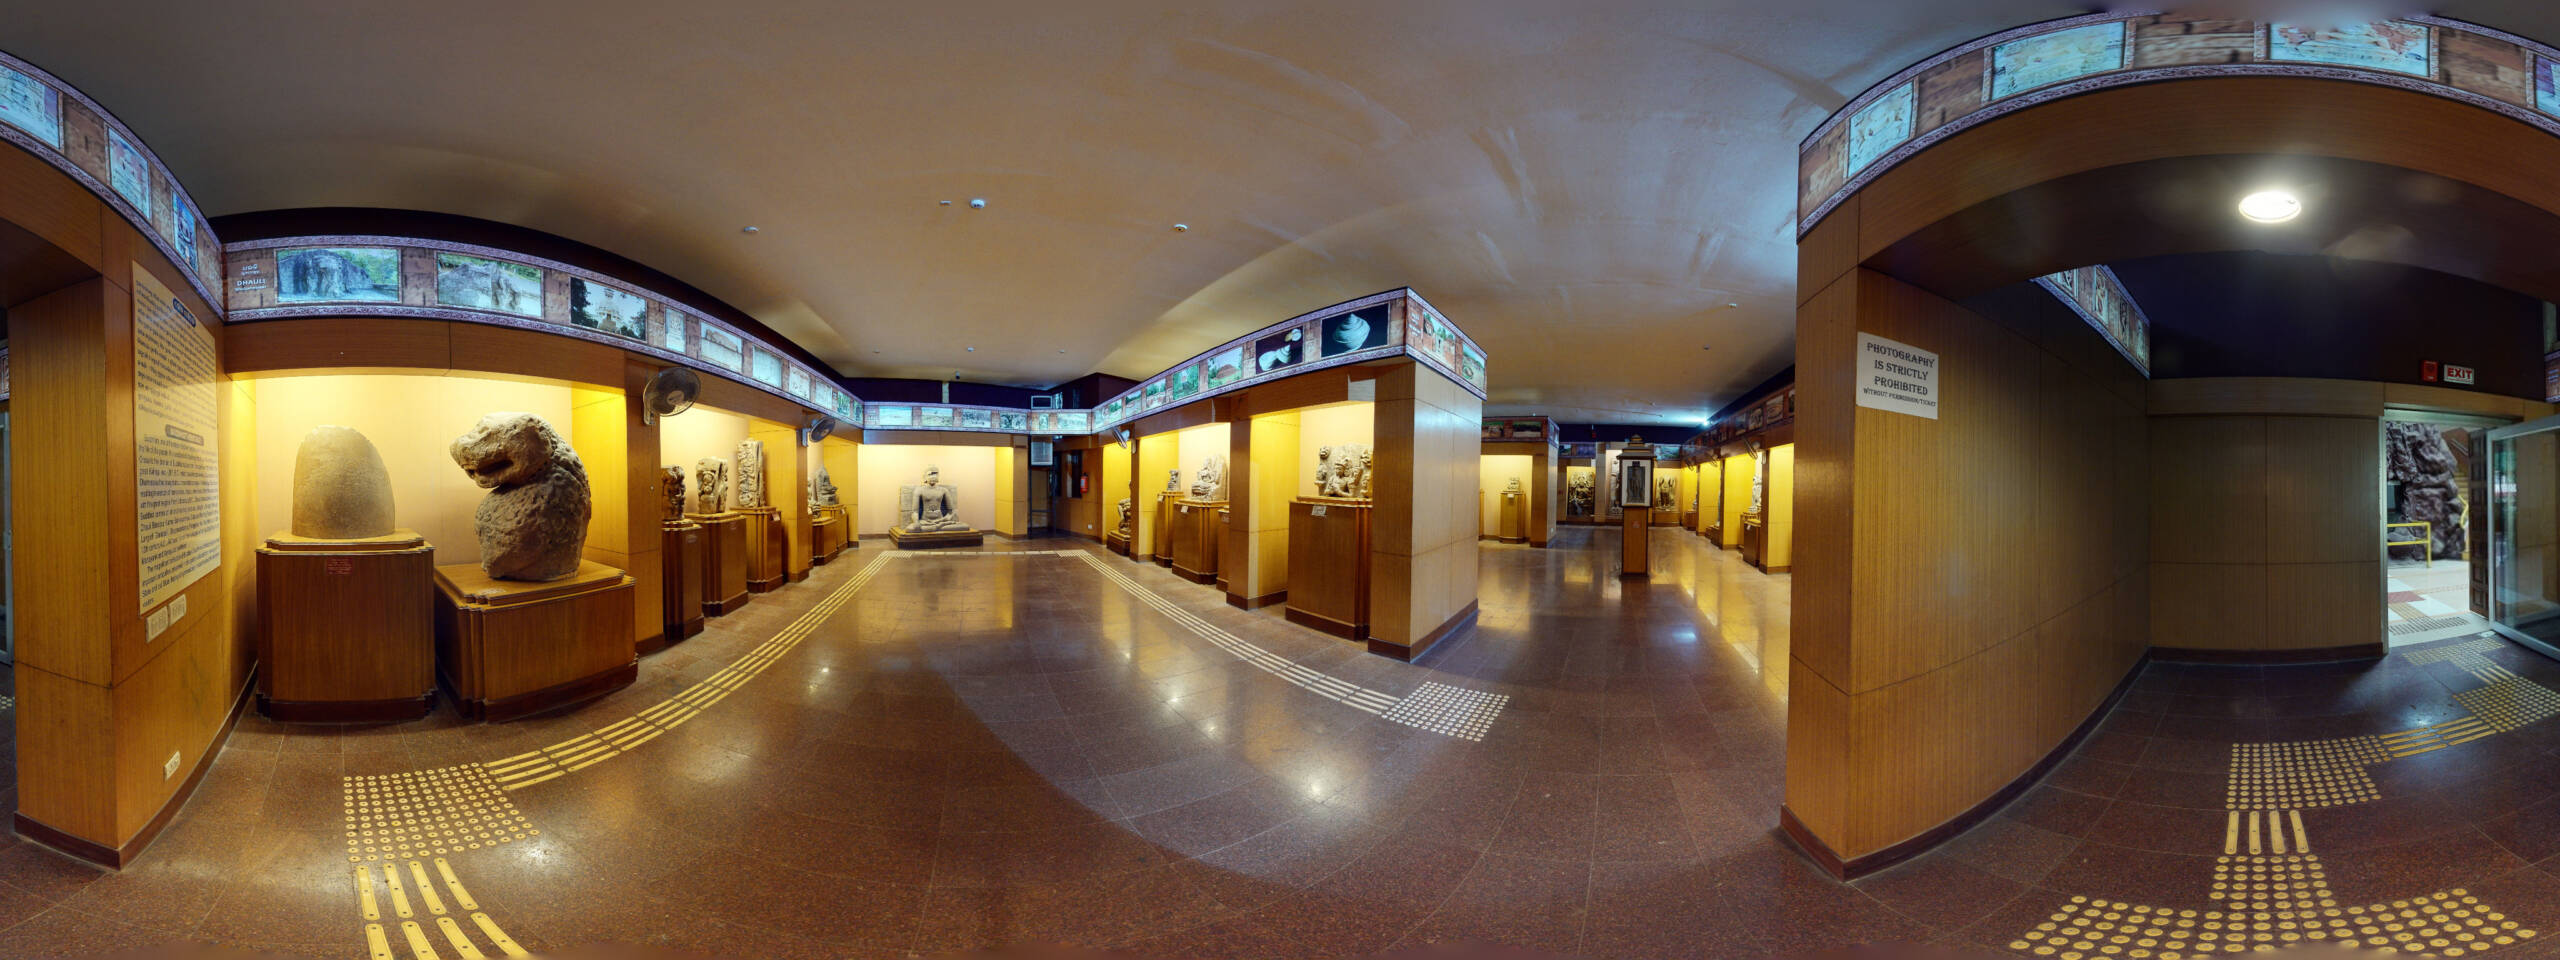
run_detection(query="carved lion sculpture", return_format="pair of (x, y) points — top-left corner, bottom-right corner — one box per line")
(450, 412), (592, 581)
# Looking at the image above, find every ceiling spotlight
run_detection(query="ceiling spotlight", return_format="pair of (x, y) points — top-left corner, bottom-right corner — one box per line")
(1725, 302), (1739, 308)
(968, 198), (987, 209)
(740, 225), (760, 234)
(965, 346), (975, 352)
(2237, 189), (2301, 223)
(1173, 223), (1190, 232)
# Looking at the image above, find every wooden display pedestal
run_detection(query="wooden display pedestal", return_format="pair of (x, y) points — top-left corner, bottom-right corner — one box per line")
(739, 506), (787, 593)
(891, 526), (984, 549)
(1497, 492), (1528, 544)
(1171, 499), (1226, 584)
(1705, 522), (1725, 546)
(1154, 495), (1179, 567)
(1106, 531), (1132, 556)
(1621, 506), (1652, 578)
(433, 560), (637, 722)
(811, 506), (848, 564)
(688, 512), (750, 615)
(256, 530), (437, 723)
(1742, 514), (1770, 571)
(661, 521), (705, 645)
(1285, 498), (1371, 640)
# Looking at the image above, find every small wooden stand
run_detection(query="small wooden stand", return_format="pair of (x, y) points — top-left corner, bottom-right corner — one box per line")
(1706, 521), (1725, 546)
(660, 520), (705, 645)
(1742, 514), (1768, 571)
(1498, 492), (1527, 544)
(1620, 447), (1656, 578)
(433, 560), (636, 722)
(890, 526), (984, 549)
(1106, 531), (1132, 556)
(1154, 494), (1179, 567)
(256, 530), (437, 723)
(811, 509), (845, 565)
(688, 512), (750, 616)
(1286, 498), (1371, 640)
(1171, 498), (1226, 584)
(739, 505), (787, 593)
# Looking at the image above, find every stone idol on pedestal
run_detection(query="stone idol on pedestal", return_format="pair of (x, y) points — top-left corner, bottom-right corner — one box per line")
(659, 466), (705, 644)
(733, 439), (787, 593)
(435, 413), (635, 721)
(808, 467), (848, 564)
(891, 464), (982, 548)
(1171, 454), (1229, 584)
(257, 425), (436, 722)
(687, 456), (749, 616)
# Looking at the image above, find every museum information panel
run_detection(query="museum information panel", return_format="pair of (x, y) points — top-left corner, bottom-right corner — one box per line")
(133, 264), (222, 613)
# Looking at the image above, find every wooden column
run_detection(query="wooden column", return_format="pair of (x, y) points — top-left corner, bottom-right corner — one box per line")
(747, 418), (808, 582)
(1366, 362), (1481, 660)
(570, 363), (662, 654)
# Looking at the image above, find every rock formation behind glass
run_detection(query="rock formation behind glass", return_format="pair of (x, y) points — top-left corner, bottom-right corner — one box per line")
(449, 412), (591, 581)
(290, 425), (397, 539)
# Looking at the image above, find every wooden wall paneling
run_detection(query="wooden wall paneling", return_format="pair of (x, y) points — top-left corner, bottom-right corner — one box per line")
(1798, 194), (1859, 307)
(2265, 416), (2380, 565)
(692, 376), (802, 426)
(0, 138), (105, 273)
(2148, 378), (2384, 418)
(1791, 274), (1858, 688)
(1781, 658), (1851, 852)
(224, 317), (454, 374)
(2266, 561), (2382, 652)
(2149, 561), (2268, 651)
(2148, 416), (2271, 565)
(1236, 367), (1353, 417)
(14, 665), (116, 843)
(110, 608), (242, 841)
(2382, 382), (2552, 420)
(12, 278), (115, 685)
(447, 322), (623, 388)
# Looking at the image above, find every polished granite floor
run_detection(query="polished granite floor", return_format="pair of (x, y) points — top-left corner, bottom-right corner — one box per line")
(0, 529), (2556, 957)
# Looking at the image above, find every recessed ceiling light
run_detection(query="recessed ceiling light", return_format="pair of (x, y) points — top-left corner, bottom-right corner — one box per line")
(968, 198), (987, 209)
(965, 346), (975, 352)
(939, 200), (952, 206)
(2238, 189), (2301, 223)
(741, 226), (759, 234)
(1725, 302), (1738, 308)
(1172, 223), (1190, 232)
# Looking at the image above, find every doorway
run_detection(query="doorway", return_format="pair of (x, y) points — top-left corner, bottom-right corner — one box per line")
(2383, 410), (2504, 647)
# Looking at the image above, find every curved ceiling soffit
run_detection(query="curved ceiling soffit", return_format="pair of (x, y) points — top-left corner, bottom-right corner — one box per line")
(1795, 12), (2560, 237)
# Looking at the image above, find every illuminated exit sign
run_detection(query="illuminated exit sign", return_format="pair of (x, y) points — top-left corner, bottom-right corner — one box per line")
(2444, 364), (2477, 385)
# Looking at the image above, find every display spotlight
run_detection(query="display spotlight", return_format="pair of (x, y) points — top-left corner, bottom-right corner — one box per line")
(2237, 189), (2301, 223)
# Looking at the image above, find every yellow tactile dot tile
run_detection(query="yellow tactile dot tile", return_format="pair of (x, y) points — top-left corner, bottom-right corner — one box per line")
(339, 765), (537, 862)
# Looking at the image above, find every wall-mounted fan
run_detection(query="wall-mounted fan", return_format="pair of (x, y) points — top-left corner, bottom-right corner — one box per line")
(641, 367), (700, 425)
(804, 414), (840, 445)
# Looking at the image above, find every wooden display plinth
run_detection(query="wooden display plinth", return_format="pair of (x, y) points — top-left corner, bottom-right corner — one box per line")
(812, 511), (844, 565)
(891, 526), (984, 549)
(1106, 531), (1132, 556)
(1742, 515), (1769, 571)
(688, 512), (750, 615)
(1497, 493), (1527, 544)
(661, 521), (705, 645)
(1154, 495), (1179, 567)
(1621, 505), (1652, 577)
(1705, 522), (1724, 546)
(433, 561), (637, 722)
(256, 530), (437, 723)
(1285, 498), (1371, 640)
(1171, 499), (1226, 584)
(739, 506), (787, 593)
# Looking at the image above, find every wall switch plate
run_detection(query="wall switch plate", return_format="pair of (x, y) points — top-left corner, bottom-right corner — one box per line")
(163, 751), (181, 781)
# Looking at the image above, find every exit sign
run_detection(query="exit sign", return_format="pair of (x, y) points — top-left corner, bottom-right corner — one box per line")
(2445, 364), (2477, 385)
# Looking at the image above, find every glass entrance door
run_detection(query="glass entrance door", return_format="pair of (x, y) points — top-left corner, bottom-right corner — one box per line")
(2484, 415), (2560, 656)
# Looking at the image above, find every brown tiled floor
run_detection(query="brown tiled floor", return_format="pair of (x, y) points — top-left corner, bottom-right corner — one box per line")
(3, 530), (2560, 957)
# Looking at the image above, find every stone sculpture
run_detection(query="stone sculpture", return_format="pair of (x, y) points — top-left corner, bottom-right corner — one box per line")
(2386, 421), (2467, 560)
(290, 425), (397, 539)
(1116, 497), (1133, 537)
(694, 458), (728, 515)
(1505, 477), (1523, 494)
(1655, 475), (1678, 511)
(660, 466), (686, 519)
(1165, 468), (1182, 493)
(1315, 443), (1373, 500)
(898, 465), (972, 532)
(1567, 471), (1595, 516)
(735, 440), (766, 509)
(1190, 454), (1228, 500)
(810, 467), (840, 508)
(449, 412), (591, 581)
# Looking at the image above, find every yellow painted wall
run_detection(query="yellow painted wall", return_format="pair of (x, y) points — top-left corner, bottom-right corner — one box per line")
(1766, 444), (1795, 569)
(1101, 439), (1133, 539)
(659, 405), (754, 512)
(1295, 402), (1375, 498)
(251, 373), (579, 567)
(994, 442), (1026, 536)
(1136, 431), (1178, 559)
(855, 443), (999, 536)
(1175, 422), (1231, 498)
(1479, 454), (1532, 538)
(1719, 453), (1752, 547)
(819, 435), (859, 521)
(1237, 412), (1300, 600)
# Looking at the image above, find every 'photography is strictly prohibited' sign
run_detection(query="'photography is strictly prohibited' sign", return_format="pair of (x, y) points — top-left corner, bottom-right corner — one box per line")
(1855, 332), (1939, 420)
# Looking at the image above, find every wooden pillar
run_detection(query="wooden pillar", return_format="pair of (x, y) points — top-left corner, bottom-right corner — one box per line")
(1365, 362), (1481, 660)
(745, 418), (808, 582)
(570, 362), (661, 653)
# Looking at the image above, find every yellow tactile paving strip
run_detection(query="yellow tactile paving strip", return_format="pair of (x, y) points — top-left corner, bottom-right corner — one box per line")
(357, 857), (529, 959)
(343, 766), (534, 863)
(2018, 891), (2535, 958)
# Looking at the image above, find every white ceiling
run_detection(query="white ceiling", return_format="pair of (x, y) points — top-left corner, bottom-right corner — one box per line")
(0, 0), (2302, 423)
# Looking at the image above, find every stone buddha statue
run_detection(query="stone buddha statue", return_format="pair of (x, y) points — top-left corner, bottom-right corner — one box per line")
(898, 465), (972, 533)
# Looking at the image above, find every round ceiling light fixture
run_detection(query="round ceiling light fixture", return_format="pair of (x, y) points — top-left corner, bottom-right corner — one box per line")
(2237, 189), (2302, 223)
